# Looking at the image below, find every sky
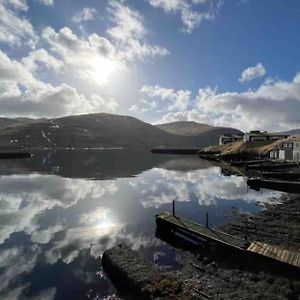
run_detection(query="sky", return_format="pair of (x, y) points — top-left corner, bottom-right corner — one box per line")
(0, 0), (300, 131)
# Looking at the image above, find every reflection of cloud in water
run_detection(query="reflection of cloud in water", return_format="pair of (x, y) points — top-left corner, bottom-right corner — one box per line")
(0, 174), (163, 299)
(0, 245), (41, 298)
(134, 167), (282, 208)
(0, 164), (284, 299)
(0, 175), (118, 244)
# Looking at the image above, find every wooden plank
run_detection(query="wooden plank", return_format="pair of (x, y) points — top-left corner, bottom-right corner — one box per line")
(248, 241), (300, 268)
(292, 254), (299, 267)
(247, 243), (255, 251)
(290, 253), (300, 267)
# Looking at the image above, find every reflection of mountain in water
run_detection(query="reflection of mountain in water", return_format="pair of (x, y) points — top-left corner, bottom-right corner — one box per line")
(156, 156), (212, 172)
(0, 150), (214, 179)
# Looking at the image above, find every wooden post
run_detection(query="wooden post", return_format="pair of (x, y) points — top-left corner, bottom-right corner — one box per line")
(172, 200), (175, 216)
(206, 212), (209, 228)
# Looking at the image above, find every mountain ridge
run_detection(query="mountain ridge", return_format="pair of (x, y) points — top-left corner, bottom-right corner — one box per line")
(4, 114), (298, 149)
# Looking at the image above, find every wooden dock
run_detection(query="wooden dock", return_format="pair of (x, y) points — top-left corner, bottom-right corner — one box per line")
(156, 212), (249, 250)
(156, 212), (300, 269)
(248, 241), (300, 268)
(247, 178), (300, 193)
(246, 162), (298, 170)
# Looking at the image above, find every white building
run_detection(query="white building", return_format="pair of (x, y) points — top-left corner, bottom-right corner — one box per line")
(219, 134), (244, 145)
(243, 131), (289, 142)
(269, 137), (300, 161)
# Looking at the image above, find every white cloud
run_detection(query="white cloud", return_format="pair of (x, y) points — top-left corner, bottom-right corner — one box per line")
(138, 72), (300, 132)
(72, 7), (97, 23)
(139, 85), (191, 112)
(239, 63), (266, 82)
(193, 75), (300, 131)
(0, 1), (38, 48)
(36, 0), (54, 5)
(0, 50), (44, 89)
(42, 26), (122, 83)
(107, 0), (169, 60)
(147, 0), (222, 33)
(0, 50), (117, 117)
(3, 0), (28, 11)
(21, 48), (64, 73)
(90, 94), (119, 112)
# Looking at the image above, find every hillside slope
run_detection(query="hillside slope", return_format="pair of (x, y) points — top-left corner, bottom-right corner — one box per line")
(156, 121), (214, 136)
(277, 128), (300, 136)
(0, 113), (195, 149)
(156, 121), (243, 147)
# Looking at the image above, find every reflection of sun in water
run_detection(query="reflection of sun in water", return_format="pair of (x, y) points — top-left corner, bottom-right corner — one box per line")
(84, 208), (120, 236)
(90, 56), (120, 83)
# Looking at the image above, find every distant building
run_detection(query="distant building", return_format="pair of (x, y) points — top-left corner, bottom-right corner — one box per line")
(270, 137), (300, 161)
(243, 131), (289, 142)
(219, 134), (244, 145)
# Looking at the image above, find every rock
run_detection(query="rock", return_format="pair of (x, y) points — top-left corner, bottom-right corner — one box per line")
(102, 244), (208, 299)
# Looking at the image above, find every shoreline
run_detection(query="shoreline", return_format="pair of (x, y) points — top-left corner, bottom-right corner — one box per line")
(171, 193), (300, 299)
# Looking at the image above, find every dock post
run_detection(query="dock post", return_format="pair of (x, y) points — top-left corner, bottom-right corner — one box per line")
(172, 200), (175, 216)
(206, 212), (209, 228)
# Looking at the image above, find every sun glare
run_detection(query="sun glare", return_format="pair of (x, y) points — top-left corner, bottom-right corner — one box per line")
(90, 56), (120, 83)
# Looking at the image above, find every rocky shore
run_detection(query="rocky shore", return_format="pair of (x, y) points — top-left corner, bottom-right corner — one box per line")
(174, 193), (300, 299)
(103, 194), (300, 299)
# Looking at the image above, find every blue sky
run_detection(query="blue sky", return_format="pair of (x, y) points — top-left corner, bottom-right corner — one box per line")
(1, 0), (300, 131)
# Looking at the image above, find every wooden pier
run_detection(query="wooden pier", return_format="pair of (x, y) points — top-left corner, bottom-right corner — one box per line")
(156, 212), (249, 250)
(247, 178), (300, 193)
(246, 162), (298, 170)
(247, 242), (300, 268)
(156, 212), (300, 269)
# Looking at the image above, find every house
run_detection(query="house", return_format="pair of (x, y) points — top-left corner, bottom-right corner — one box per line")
(243, 131), (289, 142)
(269, 137), (300, 161)
(219, 134), (244, 145)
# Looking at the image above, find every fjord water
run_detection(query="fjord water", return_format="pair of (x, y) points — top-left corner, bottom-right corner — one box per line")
(0, 150), (283, 299)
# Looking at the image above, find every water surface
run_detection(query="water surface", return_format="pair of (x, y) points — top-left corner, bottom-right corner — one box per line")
(0, 150), (283, 299)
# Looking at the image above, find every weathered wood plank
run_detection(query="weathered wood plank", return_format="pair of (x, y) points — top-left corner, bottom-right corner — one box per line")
(247, 241), (300, 268)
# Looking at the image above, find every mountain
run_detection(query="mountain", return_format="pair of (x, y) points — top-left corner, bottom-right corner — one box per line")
(0, 113), (195, 149)
(156, 121), (214, 136)
(0, 115), (244, 149)
(156, 121), (243, 147)
(0, 117), (41, 129)
(277, 128), (300, 136)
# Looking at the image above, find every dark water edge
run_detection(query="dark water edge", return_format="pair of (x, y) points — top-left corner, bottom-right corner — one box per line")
(0, 149), (286, 299)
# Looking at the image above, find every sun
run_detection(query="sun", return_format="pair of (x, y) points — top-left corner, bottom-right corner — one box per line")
(90, 56), (120, 83)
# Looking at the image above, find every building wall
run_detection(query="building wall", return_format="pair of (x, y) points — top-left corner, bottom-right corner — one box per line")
(294, 142), (300, 150)
(270, 150), (279, 159)
(285, 149), (294, 160)
(279, 150), (285, 160)
(250, 136), (268, 141)
(293, 150), (300, 162)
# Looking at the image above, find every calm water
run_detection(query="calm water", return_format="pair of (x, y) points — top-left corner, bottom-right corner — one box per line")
(0, 150), (283, 299)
